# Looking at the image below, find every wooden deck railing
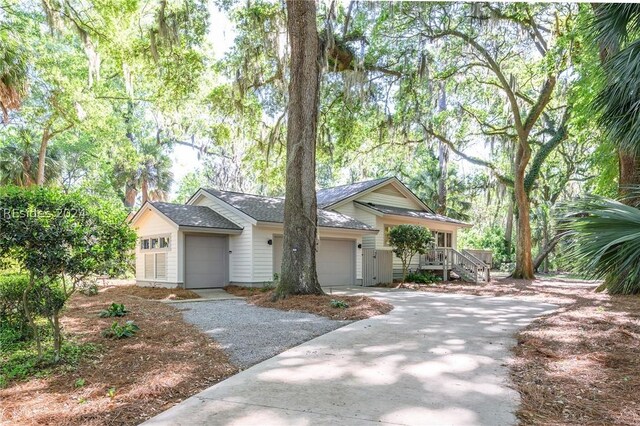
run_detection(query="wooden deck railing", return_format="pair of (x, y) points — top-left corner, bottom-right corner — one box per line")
(419, 248), (490, 284)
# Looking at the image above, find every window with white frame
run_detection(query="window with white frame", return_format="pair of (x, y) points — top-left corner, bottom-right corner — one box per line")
(431, 231), (452, 248)
(144, 252), (167, 280)
(140, 234), (170, 251)
(383, 225), (395, 247)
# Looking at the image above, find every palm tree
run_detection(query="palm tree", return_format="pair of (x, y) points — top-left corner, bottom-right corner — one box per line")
(592, 4), (640, 192)
(559, 196), (640, 295)
(558, 5), (640, 295)
(0, 131), (61, 186)
(0, 30), (28, 123)
(113, 142), (173, 208)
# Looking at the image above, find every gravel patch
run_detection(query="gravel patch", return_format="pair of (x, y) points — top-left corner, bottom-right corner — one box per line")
(171, 299), (351, 368)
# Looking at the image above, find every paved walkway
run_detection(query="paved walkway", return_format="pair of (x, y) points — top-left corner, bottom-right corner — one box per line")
(144, 290), (555, 426)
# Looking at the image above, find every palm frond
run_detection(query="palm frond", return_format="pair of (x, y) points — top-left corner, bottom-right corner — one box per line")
(558, 196), (640, 294)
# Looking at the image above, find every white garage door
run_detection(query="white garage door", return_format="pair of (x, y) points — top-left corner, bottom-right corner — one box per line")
(185, 235), (228, 288)
(273, 237), (355, 286)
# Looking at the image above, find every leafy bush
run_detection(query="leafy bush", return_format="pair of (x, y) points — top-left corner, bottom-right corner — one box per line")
(458, 226), (514, 268)
(330, 299), (349, 309)
(99, 303), (128, 318)
(388, 225), (433, 281)
(0, 274), (64, 344)
(0, 186), (136, 360)
(405, 272), (440, 284)
(102, 321), (139, 339)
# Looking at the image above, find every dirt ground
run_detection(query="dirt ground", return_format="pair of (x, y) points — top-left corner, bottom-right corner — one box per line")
(416, 275), (640, 425)
(0, 287), (237, 426)
(224, 285), (393, 320)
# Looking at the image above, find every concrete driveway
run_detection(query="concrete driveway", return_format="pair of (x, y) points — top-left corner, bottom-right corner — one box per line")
(143, 290), (555, 426)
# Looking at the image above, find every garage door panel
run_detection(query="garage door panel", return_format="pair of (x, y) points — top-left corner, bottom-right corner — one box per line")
(185, 235), (228, 289)
(273, 237), (354, 286)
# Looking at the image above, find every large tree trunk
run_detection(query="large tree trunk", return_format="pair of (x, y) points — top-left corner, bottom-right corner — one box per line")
(276, 0), (323, 297)
(618, 151), (640, 201)
(512, 145), (534, 279)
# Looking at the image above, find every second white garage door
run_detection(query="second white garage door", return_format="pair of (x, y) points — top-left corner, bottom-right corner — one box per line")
(273, 236), (355, 286)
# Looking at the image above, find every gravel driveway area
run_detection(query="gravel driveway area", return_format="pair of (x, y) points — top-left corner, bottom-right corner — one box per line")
(171, 300), (350, 368)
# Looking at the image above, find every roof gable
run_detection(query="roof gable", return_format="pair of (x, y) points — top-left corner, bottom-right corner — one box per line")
(317, 177), (433, 213)
(151, 202), (243, 230)
(201, 188), (375, 231)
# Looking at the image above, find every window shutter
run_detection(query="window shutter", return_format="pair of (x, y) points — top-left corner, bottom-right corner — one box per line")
(144, 254), (154, 279)
(155, 253), (167, 280)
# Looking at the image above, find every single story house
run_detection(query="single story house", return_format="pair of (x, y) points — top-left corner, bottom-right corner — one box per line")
(129, 177), (473, 289)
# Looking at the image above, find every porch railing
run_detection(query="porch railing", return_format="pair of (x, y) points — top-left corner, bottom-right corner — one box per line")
(419, 248), (490, 284)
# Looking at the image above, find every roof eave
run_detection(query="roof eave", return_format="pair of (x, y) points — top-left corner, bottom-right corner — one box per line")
(178, 225), (243, 235)
(255, 220), (379, 234)
(129, 202), (180, 229)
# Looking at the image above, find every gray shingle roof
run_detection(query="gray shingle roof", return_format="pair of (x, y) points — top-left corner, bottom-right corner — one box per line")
(202, 189), (375, 231)
(316, 177), (392, 208)
(355, 202), (470, 226)
(152, 202), (242, 230)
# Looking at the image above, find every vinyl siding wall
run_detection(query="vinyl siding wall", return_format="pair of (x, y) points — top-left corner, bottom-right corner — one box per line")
(251, 224), (365, 284)
(357, 186), (423, 209)
(334, 201), (378, 249)
(133, 209), (179, 286)
(191, 194), (253, 283)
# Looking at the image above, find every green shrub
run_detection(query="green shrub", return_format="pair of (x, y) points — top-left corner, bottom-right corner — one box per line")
(0, 274), (64, 344)
(330, 299), (349, 309)
(99, 303), (128, 318)
(0, 340), (97, 387)
(102, 321), (139, 339)
(405, 272), (440, 284)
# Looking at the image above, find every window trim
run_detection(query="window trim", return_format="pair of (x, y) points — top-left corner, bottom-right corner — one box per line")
(140, 234), (171, 252)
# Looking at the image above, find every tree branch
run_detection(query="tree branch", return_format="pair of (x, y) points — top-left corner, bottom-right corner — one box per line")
(421, 124), (514, 187)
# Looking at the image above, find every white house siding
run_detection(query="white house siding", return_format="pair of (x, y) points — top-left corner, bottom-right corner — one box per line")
(357, 185), (423, 209)
(191, 194), (253, 283)
(255, 224), (364, 285)
(334, 201), (378, 249)
(252, 225), (275, 283)
(133, 209), (179, 286)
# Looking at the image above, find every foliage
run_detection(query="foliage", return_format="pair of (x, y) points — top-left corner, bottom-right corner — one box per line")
(0, 337), (97, 388)
(330, 299), (349, 309)
(388, 225), (433, 282)
(559, 196), (640, 294)
(99, 303), (129, 318)
(0, 274), (64, 345)
(591, 4), (640, 157)
(459, 226), (514, 268)
(102, 320), (140, 339)
(0, 186), (136, 359)
(405, 272), (440, 284)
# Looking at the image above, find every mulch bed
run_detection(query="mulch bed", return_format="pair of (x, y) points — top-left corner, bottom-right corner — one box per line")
(0, 291), (237, 426)
(102, 285), (201, 300)
(225, 285), (393, 320)
(417, 276), (640, 425)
